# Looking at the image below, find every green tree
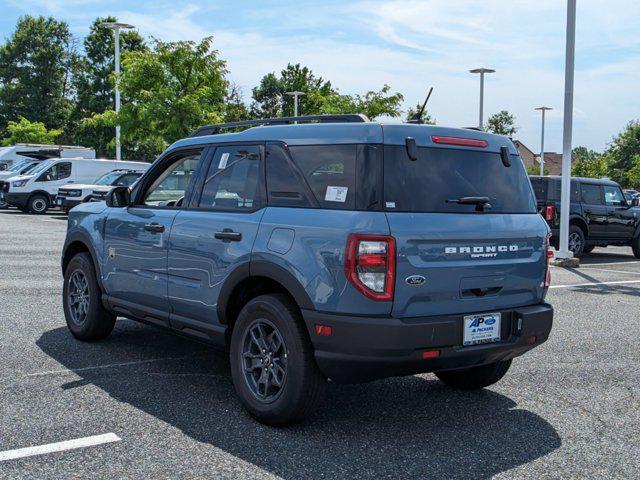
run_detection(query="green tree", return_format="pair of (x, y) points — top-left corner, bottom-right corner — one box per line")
(572, 146), (609, 178)
(0, 16), (75, 134)
(604, 120), (640, 186)
(65, 17), (146, 156)
(90, 36), (229, 161)
(224, 84), (251, 122)
(311, 85), (404, 120)
(485, 110), (517, 136)
(1, 117), (61, 145)
(526, 163), (548, 176)
(624, 154), (640, 188)
(405, 103), (435, 124)
(251, 63), (334, 118)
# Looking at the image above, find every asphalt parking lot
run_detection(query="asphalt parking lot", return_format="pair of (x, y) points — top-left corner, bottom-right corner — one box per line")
(1, 209), (639, 479)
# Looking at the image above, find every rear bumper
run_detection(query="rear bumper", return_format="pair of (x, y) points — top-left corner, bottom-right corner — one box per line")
(303, 303), (553, 383)
(5, 192), (30, 209)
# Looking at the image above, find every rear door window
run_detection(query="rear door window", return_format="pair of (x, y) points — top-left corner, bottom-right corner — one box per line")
(266, 143), (314, 208)
(580, 184), (603, 204)
(383, 146), (536, 213)
(198, 145), (262, 212)
(288, 145), (356, 210)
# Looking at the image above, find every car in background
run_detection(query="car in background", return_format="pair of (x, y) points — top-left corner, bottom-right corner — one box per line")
(530, 175), (640, 257)
(3, 158), (148, 214)
(0, 159), (44, 208)
(56, 168), (148, 213)
(623, 189), (639, 203)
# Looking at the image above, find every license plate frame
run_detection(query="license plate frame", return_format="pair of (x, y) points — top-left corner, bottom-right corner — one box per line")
(463, 312), (501, 346)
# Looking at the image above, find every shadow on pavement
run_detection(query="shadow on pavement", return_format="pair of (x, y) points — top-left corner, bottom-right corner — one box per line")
(36, 322), (561, 479)
(579, 249), (637, 265)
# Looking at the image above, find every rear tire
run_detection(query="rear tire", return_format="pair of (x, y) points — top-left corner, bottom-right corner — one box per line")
(230, 294), (327, 426)
(583, 245), (595, 254)
(435, 359), (512, 390)
(568, 225), (586, 257)
(63, 252), (115, 341)
(28, 194), (49, 214)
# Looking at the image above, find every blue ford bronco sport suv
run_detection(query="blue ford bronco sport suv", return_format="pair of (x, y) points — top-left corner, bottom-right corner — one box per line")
(61, 114), (553, 425)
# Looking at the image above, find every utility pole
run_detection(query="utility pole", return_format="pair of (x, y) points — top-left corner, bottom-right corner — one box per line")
(556, 0), (577, 262)
(535, 107), (553, 176)
(285, 91), (305, 121)
(100, 22), (135, 161)
(469, 68), (495, 129)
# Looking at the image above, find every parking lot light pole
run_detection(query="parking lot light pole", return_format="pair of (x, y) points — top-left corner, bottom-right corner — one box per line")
(285, 91), (305, 121)
(535, 107), (552, 176)
(100, 22), (135, 161)
(469, 68), (495, 130)
(556, 0), (577, 262)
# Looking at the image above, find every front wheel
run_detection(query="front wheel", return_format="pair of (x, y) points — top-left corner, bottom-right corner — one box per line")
(435, 359), (512, 390)
(583, 244), (595, 254)
(28, 194), (49, 214)
(230, 294), (327, 426)
(63, 252), (115, 341)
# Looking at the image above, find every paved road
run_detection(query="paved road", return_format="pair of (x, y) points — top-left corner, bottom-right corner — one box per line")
(1, 209), (639, 479)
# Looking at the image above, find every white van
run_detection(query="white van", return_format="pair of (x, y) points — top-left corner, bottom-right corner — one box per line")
(0, 160), (44, 208)
(3, 158), (148, 214)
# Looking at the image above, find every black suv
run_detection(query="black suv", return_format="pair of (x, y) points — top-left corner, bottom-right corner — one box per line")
(530, 176), (640, 257)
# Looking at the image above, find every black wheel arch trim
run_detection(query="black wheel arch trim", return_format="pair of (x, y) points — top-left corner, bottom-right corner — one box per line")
(216, 260), (315, 325)
(62, 230), (105, 292)
(570, 215), (589, 237)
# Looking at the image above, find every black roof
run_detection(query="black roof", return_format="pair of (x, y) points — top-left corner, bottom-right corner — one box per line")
(529, 175), (620, 187)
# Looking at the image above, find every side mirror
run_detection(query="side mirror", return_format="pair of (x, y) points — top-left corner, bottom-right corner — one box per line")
(105, 186), (131, 207)
(632, 197), (640, 207)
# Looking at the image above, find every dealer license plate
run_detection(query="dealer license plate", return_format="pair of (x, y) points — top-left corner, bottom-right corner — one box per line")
(463, 312), (501, 346)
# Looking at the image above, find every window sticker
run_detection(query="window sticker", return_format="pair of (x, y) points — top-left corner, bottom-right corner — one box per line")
(218, 153), (230, 170)
(325, 185), (348, 203)
(386, 201), (396, 209)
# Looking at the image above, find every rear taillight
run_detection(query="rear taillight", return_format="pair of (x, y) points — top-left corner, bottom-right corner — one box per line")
(345, 234), (396, 301)
(545, 205), (555, 222)
(544, 233), (553, 289)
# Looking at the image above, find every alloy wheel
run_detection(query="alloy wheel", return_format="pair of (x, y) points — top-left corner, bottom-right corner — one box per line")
(241, 319), (287, 402)
(568, 231), (582, 254)
(67, 269), (90, 325)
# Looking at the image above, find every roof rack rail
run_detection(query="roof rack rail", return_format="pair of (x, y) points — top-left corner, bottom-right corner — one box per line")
(190, 114), (370, 137)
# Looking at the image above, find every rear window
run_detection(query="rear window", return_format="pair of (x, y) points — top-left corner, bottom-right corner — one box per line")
(383, 146), (536, 213)
(530, 178), (580, 202)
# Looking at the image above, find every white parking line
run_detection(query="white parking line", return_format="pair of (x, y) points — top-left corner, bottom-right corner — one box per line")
(579, 266), (640, 276)
(550, 279), (640, 289)
(0, 433), (121, 462)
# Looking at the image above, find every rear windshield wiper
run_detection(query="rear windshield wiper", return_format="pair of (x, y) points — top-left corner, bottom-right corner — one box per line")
(446, 196), (492, 212)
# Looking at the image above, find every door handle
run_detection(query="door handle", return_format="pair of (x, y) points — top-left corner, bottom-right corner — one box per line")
(214, 229), (242, 241)
(144, 223), (165, 233)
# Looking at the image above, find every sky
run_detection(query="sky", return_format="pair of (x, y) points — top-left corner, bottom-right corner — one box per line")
(1, 0), (639, 153)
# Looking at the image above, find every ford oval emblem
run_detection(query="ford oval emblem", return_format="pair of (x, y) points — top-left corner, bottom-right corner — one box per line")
(405, 275), (426, 286)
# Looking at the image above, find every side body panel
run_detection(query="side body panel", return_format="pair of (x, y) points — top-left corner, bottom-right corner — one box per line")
(252, 207), (392, 316)
(102, 207), (179, 314)
(167, 209), (265, 334)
